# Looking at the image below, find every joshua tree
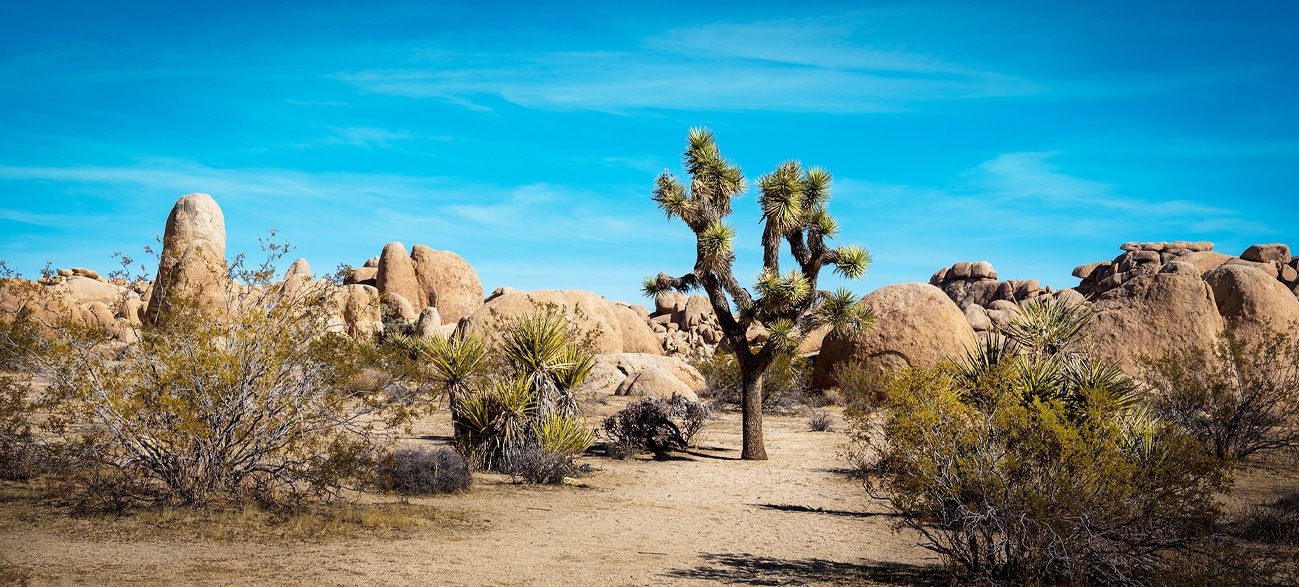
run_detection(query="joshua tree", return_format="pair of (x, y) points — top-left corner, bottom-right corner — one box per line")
(644, 128), (873, 460)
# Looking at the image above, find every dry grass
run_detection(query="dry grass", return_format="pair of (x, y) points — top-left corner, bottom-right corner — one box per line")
(0, 481), (463, 544)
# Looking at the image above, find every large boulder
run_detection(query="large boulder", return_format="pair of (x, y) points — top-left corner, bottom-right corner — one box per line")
(574, 353), (706, 397)
(375, 242), (423, 311)
(614, 368), (699, 401)
(55, 275), (134, 306)
(1082, 273), (1221, 372)
(1203, 264), (1299, 338)
(811, 283), (974, 389)
(1173, 251), (1232, 275)
(1241, 244), (1291, 264)
(461, 289), (662, 355)
(328, 284), (383, 340)
(410, 245), (483, 324)
(145, 193), (229, 321)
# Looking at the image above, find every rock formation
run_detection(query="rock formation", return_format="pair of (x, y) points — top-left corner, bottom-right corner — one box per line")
(460, 289), (661, 355)
(358, 242), (484, 326)
(811, 283), (974, 389)
(145, 193), (230, 322)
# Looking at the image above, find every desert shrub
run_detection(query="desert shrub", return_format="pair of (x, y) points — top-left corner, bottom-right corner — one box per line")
(0, 374), (39, 481)
(806, 409), (834, 432)
(601, 394), (710, 458)
(439, 310), (596, 482)
(1141, 322), (1299, 461)
(830, 361), (890, 408)
(696, 349), (812, 412)
(377, 447), (472, 496)
(4, 244), (420, 508)
(853, 297), (1231, 586)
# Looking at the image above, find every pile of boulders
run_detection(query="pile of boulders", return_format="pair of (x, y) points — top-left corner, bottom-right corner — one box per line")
(1071, 241), (1299, 300)
(928, 260), (1084, 343)
(646, 291), (723, 360)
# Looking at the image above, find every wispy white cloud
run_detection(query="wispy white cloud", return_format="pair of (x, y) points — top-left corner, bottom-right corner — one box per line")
(335, 19), (1044, 114)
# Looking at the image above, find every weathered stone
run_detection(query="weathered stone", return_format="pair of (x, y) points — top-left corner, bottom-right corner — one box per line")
(146, 193), (229, 321)
(414, 307), (442, 338)
(1053, 288), (1087, 307)
(682, 295), (712, 329)
(1281, 264), (1298, 285)
(56, 275), (132, 306)
(1203, 264), (1299, 339)
(1158, 261), (1200, 277)
(328, 284), (383, 340)
(70, 267), (99, 280)
(1131, 251), (1161, 264)
(1014, 279), (1042, 300)
(930, 267), (949, 285)
(375, 243), (422, 313)
(464, 289), (661, 355)
(575, 353), (706, 397)
(987, 299), (1019, 313)
(970, 261), (997, 280)
(654, 291), (688, 316)
(811, 283), (974, 389)
(56, 268), (73, 278)
(1120, 242), (1142, 252)
(363, 256), (380, 268)
(1084, 273), (1221, 373)
(1225, 258), (1279, 280)
(950, 262), (972, 279)
(381, 292), (419, 322)
(613, 367), (699, 401)
(1241, 243), (1291, 264)
(284, 258), (311, 281)
(410, 245), (484, 324)
(1173, 250), (1232, 275)
(345, 266), (378, 286)
(1073, 261), (1111, 280)
(986, 309), (1015, 331)
(969, 280), (1003, 307)
(964, 304), (991, 332)
(1140, 242), (1167, 252)
(486, 286), (522, 303)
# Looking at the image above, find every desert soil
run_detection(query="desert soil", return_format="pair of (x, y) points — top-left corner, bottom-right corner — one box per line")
(0, 398), (943, 587)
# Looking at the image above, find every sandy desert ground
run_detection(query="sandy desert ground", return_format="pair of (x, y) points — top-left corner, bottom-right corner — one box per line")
(0, 397), (951, 587)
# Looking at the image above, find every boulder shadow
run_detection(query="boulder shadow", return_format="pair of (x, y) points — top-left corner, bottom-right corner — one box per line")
(663, 553), (945, 586)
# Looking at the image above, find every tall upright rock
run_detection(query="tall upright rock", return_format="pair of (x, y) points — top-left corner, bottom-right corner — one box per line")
(410, 245), (483, 324)
(144, 193), (229, 322)
(375, 242), (423, 313)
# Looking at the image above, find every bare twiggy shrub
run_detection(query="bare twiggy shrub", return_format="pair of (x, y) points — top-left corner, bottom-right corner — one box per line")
(1, 241), (422, 508)
(600, 393), (710, 458)
(377, 447), (471, 496)
(806, 409), (834, 432)
(1141, 322), (1299, 461)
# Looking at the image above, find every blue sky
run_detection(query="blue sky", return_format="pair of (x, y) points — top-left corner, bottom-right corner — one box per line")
(1, 1), (1296, 304)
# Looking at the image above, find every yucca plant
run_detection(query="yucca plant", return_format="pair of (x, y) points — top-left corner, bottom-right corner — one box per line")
(644, 128), (874, 460)
(441, 309), (597, 480)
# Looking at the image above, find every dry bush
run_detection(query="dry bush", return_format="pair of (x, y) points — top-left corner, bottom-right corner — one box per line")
(600, 394), (710, 459)
(806, 409), (834, 432)
(377, 447), (471, 496)
(1141, 322), (1299, 461)
(1, 243), (423, 508)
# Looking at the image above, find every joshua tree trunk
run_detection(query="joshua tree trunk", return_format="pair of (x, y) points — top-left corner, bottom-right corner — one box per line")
(740, 368), (767, 460)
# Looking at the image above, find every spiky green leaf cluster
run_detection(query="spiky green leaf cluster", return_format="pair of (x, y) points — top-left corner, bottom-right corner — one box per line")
(534, 412), (595, 457)
(699, 221), (736, 269)
(685, 127), (746, 199)
(813, 288), (875, 339)
(764, 318), (802, 353)
(755, 269), (811, 310)
(652, 174), (691, 221)
(833, 245), (872, 279)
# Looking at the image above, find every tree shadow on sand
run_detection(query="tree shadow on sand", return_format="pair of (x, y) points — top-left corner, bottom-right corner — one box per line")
(752, 503), (902, 519)
(663, 553), (945, 586)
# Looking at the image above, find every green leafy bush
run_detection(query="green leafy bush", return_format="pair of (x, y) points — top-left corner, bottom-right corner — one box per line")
(852, 298), (1231, 586)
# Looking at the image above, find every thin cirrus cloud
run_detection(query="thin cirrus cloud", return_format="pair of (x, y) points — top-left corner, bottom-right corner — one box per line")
(336, 20), (1045, 113)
